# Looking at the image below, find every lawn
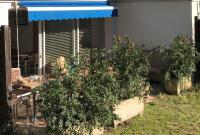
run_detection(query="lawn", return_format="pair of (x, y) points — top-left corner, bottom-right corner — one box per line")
(106, 88), (200, 135)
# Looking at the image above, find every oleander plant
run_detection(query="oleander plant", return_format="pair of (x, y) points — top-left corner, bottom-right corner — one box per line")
(111, 36), (150, 100)
(37, 48), (119, 135)
(36, 36), (150, 135)
(162, 35), (200, 94)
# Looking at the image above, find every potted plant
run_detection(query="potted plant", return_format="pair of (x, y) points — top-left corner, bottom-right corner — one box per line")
(162, 35), (200, 95)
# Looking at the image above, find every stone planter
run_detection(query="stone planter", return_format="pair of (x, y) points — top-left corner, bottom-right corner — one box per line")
(90, 128), (104, 135)
(165, 77), (192, 95)
(69, 127), (104, 135)
(114, 97), (144, 127)
(88, 97), (145, 133)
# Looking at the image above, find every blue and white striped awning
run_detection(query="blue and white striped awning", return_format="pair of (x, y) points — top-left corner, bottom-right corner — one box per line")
(18, 0), (118, 21)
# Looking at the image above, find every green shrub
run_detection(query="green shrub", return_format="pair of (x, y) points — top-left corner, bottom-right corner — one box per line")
(79, 49), (119, 128)
(162, 35), (200, 83)
(37, 49), (119, 135)
(37, 37), (150, 135)
(111, 36), (150, 100)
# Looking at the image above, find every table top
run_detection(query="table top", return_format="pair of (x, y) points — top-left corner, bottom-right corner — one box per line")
(12, 77), (50, 90)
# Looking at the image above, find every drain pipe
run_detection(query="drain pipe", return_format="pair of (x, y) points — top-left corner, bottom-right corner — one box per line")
(76, 19), (80, 64)
(15, 0), (20, 68)
(72, 20), (76, 57)
(42, 21), (46, 75)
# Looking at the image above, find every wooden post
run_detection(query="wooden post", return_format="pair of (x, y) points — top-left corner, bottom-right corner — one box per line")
(0, 26), (12, 127)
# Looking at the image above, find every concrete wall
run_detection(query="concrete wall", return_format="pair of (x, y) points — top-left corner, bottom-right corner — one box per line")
(116, 0), (195, 49)
(0, 3), (11, 26)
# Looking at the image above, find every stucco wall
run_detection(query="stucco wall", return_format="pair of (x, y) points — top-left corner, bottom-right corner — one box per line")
(0, 3), (11, 26)
(116, 1), (194, 49)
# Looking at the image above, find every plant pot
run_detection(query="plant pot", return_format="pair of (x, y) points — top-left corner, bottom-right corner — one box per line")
(113, 97), (144, 127)
(165, 77), (192, 95)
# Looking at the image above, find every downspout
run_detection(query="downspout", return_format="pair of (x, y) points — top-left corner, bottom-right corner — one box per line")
(42, 21), (46, 75)
(38, 21), (42, 75)
(72, 20), (76, 57)
(76, 19), (80, 64)
(15, 0), (20, 68)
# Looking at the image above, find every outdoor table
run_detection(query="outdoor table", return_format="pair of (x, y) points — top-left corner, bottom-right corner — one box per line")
(12, 77), (49, 124)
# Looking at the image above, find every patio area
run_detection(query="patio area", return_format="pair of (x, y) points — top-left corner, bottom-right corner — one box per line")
(14, 84), (200, 135)
(13, 82), (162, 135)
(14, 104), (46, 135)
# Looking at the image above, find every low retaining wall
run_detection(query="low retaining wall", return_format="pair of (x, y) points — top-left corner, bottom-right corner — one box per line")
(114, 97), (144, 127)
(90, 128), (104, 135)
(90, 97), (144, 134)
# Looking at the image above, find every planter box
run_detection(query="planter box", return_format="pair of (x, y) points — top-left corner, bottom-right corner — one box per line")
(165, 77), (192, 95)
(75, 127), (104, 135)
(114, 97), (144, 127)
(90, 128), (104, 135)
(87, 97), (145, 133)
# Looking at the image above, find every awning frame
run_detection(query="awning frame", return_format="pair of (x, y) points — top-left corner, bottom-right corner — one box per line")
(15, 0), (117, 22)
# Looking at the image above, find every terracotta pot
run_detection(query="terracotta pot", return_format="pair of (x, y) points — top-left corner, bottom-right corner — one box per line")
(165, 77), (192, 95)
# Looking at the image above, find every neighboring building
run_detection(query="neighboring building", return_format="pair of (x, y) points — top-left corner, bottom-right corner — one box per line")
(0, 2), (12, 26)
(115, 0), (200, 49)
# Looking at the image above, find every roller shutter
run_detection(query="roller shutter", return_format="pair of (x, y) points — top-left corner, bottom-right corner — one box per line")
(44, 19), (105, 70)
(45, 20), (73, 66)
(91, 19), (105, 49)
(79, 19), (92, 54)
(78, 18), (105, 54)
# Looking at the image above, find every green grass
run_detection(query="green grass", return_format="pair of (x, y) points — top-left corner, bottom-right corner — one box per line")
(106, 88), (200, 135)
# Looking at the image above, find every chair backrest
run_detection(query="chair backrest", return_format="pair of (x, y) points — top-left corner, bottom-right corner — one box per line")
(26, 54), (38, 75)
(11, 68), (21, 82)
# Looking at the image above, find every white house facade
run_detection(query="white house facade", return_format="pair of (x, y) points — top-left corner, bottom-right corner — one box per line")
(0, 1), (12, 26)
(115, 0), (200, 49)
